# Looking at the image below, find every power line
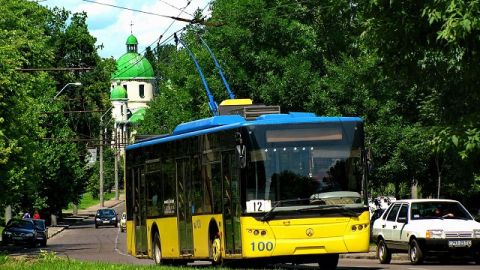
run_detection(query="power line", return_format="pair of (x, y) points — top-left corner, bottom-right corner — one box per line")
(158, 0), (194, 17)
(17, 67), (94, 72)
(82, 0), (197, 23)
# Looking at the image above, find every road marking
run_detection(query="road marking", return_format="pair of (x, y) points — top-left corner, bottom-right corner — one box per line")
(114, 227), (127, 256)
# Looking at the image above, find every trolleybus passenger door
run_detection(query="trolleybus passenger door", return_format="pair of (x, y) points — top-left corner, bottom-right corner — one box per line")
(222, 151), (242, 255)
(177, 158), (194, 255)
(133, 167), (148, 255)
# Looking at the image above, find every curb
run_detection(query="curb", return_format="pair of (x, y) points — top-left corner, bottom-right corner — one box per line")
(47, 225), (69, 239)
(340, 252), (409, 261)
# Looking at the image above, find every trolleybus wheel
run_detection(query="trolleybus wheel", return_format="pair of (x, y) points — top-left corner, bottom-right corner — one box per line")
(317, 254), (339, 270)
(153, 233), (162, 265)
(211, 237), (222, 265)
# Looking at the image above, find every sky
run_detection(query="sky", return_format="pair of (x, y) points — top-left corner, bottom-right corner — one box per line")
(41, 0), (210, 59)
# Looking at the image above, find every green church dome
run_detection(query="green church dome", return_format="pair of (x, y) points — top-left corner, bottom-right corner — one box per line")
(126, 34), (138, 45)
(129, 107), (146, 124)
(111, 52), (154, 79)
(110, 85), (128, 100)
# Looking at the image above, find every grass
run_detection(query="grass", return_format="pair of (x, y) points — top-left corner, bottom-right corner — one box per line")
(63, 192), (116, 212)
(0, 252), (221, 270)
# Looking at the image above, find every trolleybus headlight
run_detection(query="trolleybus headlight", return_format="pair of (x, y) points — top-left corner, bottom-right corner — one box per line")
(351, 225), (357, 231)
(261, 230), (267, 236)
(254, 230), (259, 235)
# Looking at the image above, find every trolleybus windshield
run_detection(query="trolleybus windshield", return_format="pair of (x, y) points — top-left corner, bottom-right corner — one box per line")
(243, 121), (365, 214)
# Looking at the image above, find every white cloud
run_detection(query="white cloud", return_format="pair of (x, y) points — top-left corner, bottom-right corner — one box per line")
(42, 0), (210, 58)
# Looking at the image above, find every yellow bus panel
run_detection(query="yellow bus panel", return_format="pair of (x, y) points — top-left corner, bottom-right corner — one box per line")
(126, 220), (134, 255)
(240, 212), (370, 258)
(192, 214), (223, 258)
(146, 217), (179, 258)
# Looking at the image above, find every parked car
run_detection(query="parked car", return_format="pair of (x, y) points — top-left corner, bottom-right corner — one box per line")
(95, 208), (118, 228)
(372, 199), (480, 265)
(119, 212), (127, 232)
(32, 219), (48, 247)
(2, 219), (38, 247)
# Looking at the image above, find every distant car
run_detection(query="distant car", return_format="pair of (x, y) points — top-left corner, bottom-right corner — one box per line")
(95, 208), (118, 228)
(372, 199), (480, 265)
(119, 212), (127, 232)
(1, 219), (38, 247)
(32, 219), (48, 247)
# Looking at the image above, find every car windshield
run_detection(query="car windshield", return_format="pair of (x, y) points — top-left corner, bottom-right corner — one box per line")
(410, 201), (472, 220)
(33, 220), (45, 230)
(7, 219), (34, 230)
(98, 209), (115, 216)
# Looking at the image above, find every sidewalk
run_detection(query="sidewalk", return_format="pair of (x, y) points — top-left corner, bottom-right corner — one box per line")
(47, 194), (125, 239)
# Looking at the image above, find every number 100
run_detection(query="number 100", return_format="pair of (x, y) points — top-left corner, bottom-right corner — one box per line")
(251, 241), (274, 251)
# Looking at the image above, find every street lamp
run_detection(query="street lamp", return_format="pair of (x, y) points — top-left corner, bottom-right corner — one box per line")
(53, 82), (82, 100)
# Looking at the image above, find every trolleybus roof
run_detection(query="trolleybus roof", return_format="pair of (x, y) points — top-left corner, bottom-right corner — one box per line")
(126, 113), (362, 151)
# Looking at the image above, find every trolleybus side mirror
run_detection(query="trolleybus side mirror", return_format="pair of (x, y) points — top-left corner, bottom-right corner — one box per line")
(235, 132), (246, 168)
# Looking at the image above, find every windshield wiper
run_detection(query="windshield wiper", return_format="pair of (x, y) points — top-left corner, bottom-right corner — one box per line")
(299, 205), (364, 217)
(261, 198), (311, 222)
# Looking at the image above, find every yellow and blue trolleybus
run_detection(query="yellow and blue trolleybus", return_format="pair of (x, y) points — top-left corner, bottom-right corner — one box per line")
(125, 108), (370, 269)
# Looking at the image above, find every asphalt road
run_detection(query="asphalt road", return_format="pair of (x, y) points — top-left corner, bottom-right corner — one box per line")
(2, 202), (478, 269)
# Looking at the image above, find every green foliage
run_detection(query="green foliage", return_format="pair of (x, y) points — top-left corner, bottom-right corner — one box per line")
(64, 192), (115, 212)
(86, 148), (120, 198)
(138, 80), (195, 135)
(0, 1), (112, 217)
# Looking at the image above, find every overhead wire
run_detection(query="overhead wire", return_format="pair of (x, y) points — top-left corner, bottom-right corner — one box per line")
(82, 0), (195, 23)
(158, 0), (194, 17)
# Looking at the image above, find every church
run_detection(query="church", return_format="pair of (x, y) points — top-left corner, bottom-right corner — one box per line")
(109, 33), (156, 146)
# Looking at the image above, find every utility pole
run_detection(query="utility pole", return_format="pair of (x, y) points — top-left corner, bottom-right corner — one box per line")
(99, 107), (113, 207)
(114, 124), (119, 200)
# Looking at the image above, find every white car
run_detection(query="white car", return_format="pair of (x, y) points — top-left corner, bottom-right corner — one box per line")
(119, 212), (127, 232)
(372, 199), (480, 264)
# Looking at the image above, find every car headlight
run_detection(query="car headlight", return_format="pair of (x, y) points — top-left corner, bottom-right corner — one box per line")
(96, 218), (101, 221)
(111, 217), (116, 220)
(426, 229), (444, 239)
(474, 229), (480, 238)
(25, 233), (34, 237)
(4, 231), (12, 236)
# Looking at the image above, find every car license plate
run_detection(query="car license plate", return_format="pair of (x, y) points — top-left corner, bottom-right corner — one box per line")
(12, 236), (22, 240)
(448, 240), (472, 247)
(103, 220), (110, 224)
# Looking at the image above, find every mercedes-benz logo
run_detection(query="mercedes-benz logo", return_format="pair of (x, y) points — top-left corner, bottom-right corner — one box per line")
(306, 228), (314, 237)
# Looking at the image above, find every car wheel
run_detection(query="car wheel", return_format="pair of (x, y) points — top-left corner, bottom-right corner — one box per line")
(377, 238), (392, 264)
(152, 233), (162, 265)
(409, 238), (424, 265)
(95, 224), (98, 229)
(41, 240), (47, 247)
(318, 254), (339, 270)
